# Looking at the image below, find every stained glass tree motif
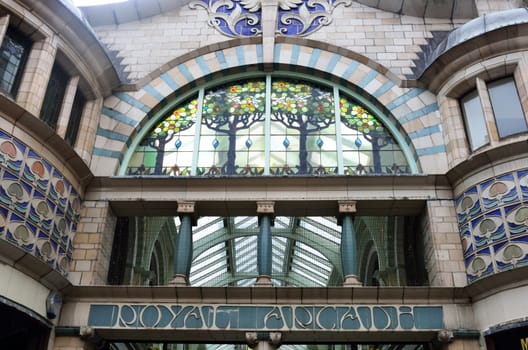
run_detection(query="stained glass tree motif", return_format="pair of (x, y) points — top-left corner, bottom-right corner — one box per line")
(126, 77), (412, 177)
(270, 80), (335, 174)
(201, 81), (266, 175)
(137, 99), (198, 175)
(339, 98), (404, 174)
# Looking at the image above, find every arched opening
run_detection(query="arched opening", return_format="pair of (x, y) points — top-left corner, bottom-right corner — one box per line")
(122, 74), (418, 177)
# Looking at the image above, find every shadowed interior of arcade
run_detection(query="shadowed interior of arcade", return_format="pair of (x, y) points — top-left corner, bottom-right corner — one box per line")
(107, 215), (428, 288)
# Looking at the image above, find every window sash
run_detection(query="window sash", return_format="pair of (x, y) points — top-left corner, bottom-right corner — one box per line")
(65, 89), (86, 146)
(0, 28), (31, 97)
(488, 77), (528, 139)
(460, 90), (489, 151)
(40, 64), (69, 130)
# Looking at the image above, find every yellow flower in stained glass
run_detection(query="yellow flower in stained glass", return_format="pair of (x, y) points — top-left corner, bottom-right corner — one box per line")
(149, 99), (198, 138)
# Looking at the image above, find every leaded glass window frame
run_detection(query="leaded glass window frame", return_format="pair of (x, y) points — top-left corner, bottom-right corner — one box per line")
(120, 73), (419, 176)
(0, 27), (31, 97)
(65, 89), (86, 146)
(41, 63), (69, 130)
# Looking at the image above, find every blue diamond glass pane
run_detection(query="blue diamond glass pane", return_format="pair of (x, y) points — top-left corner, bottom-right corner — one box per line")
(355, 138), (362, 148)
(212, 138), (220, 149)
(175, 139), (182, 149)
(283, 137), (290, 149)
(316, 137), (324, 148)
(245, 138), (253, 149)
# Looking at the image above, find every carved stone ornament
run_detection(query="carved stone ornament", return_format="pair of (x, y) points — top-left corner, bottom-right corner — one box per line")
(246, 332), (282, 348)
(189, 0), (352, 37)
(256, 200), (275, 214)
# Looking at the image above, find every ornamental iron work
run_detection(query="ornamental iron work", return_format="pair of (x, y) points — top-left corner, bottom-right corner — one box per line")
(189, 0), (352, 37)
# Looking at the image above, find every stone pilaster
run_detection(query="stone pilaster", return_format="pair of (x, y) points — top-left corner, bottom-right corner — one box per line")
(261, 0), (278, 69)
(53, 336), (87, 350)
(55, 75), (80, 138)
(0, 15), (10, 44)
(78, 98), (103, 164)
(423, 200), (467, 287)
(16, 35), (58, 116)
(69, 201), (117, 286)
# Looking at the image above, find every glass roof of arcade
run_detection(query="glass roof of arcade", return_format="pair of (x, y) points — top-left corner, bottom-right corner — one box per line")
(186, 215), (342, 287)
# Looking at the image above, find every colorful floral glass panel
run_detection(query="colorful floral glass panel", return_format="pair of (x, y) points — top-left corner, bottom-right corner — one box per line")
(198, 81), (266, 175)
(126, 78), (411, 177)
(270, 80), (336, 175)
(127, 99), (199, 175)
(340, 98), (408, 174)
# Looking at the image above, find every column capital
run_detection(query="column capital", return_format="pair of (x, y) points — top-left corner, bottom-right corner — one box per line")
(257, 201), (275, 226)
(338, 200), (357, 214)
(177, 201), (196, 213)
(177, 201), (197, 225)
(256, 201), (275, 214)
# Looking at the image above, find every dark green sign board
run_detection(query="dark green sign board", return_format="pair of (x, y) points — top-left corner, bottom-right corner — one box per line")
(88, 304), (443, 331)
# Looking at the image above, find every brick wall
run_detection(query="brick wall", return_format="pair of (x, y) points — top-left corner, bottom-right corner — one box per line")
(92, 2), (461, 81)
(422, 200), (467, 287)
(69, 201), (116, 285)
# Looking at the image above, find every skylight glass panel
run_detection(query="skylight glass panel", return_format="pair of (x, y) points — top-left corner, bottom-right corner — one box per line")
(292, 258), (329, 280)
(194, 268), (227, 286)
(296, 241), (327, 258)
(234, 216), (258, 229)
(192, 217), (224, 241)
(237, 260), (256, 273)
(237, 278), (257, 286)
(292, 267), (325, 286)
(191, 244), (226, 274)
(191, 258), (226, 282)
(271, 278), (285, 286)
(299, 218), (340, 244)
(235, 236), (257, 271)
(272, 261), (283, 273)
(274, 216), (291, 228)
(187, 216), (342, 287)
(272, 236), (288, 249)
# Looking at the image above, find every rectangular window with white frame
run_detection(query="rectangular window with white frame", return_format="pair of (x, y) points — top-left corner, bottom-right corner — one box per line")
(487, 77), (528, 138)
(460, 75), (528, 152)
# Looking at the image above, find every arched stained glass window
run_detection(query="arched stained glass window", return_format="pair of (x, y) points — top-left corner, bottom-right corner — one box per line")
(125, 77), (413, 176)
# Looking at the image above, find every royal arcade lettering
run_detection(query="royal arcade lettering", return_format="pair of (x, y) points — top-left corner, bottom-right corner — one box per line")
(521, 337), (528, 350)
(88, 304), (443, 331)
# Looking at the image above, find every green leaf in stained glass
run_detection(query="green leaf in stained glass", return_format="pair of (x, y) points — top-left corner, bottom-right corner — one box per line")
(271, 81), (335, 122)
(340, 97), (388, 136)
(202, 81), (266, 121)
(149, 99), (198, 138)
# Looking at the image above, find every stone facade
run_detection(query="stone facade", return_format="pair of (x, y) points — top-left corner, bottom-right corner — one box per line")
(0, 0), (527, 349)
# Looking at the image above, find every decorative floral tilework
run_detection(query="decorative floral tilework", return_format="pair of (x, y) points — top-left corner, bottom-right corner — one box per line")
(0, 129), (82, 276)
(456, 169), (528, 283)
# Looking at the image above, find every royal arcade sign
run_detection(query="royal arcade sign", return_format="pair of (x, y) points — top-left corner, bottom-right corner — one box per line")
(88, 304), (443, 331)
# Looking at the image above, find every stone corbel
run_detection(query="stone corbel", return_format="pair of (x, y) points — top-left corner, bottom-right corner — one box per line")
(177, 201), (198, 225)
(246, 332), (282, 349)
(337, 200), (356, 225)
(80, 327), (107, 350)
(256, 200), (275, 226)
